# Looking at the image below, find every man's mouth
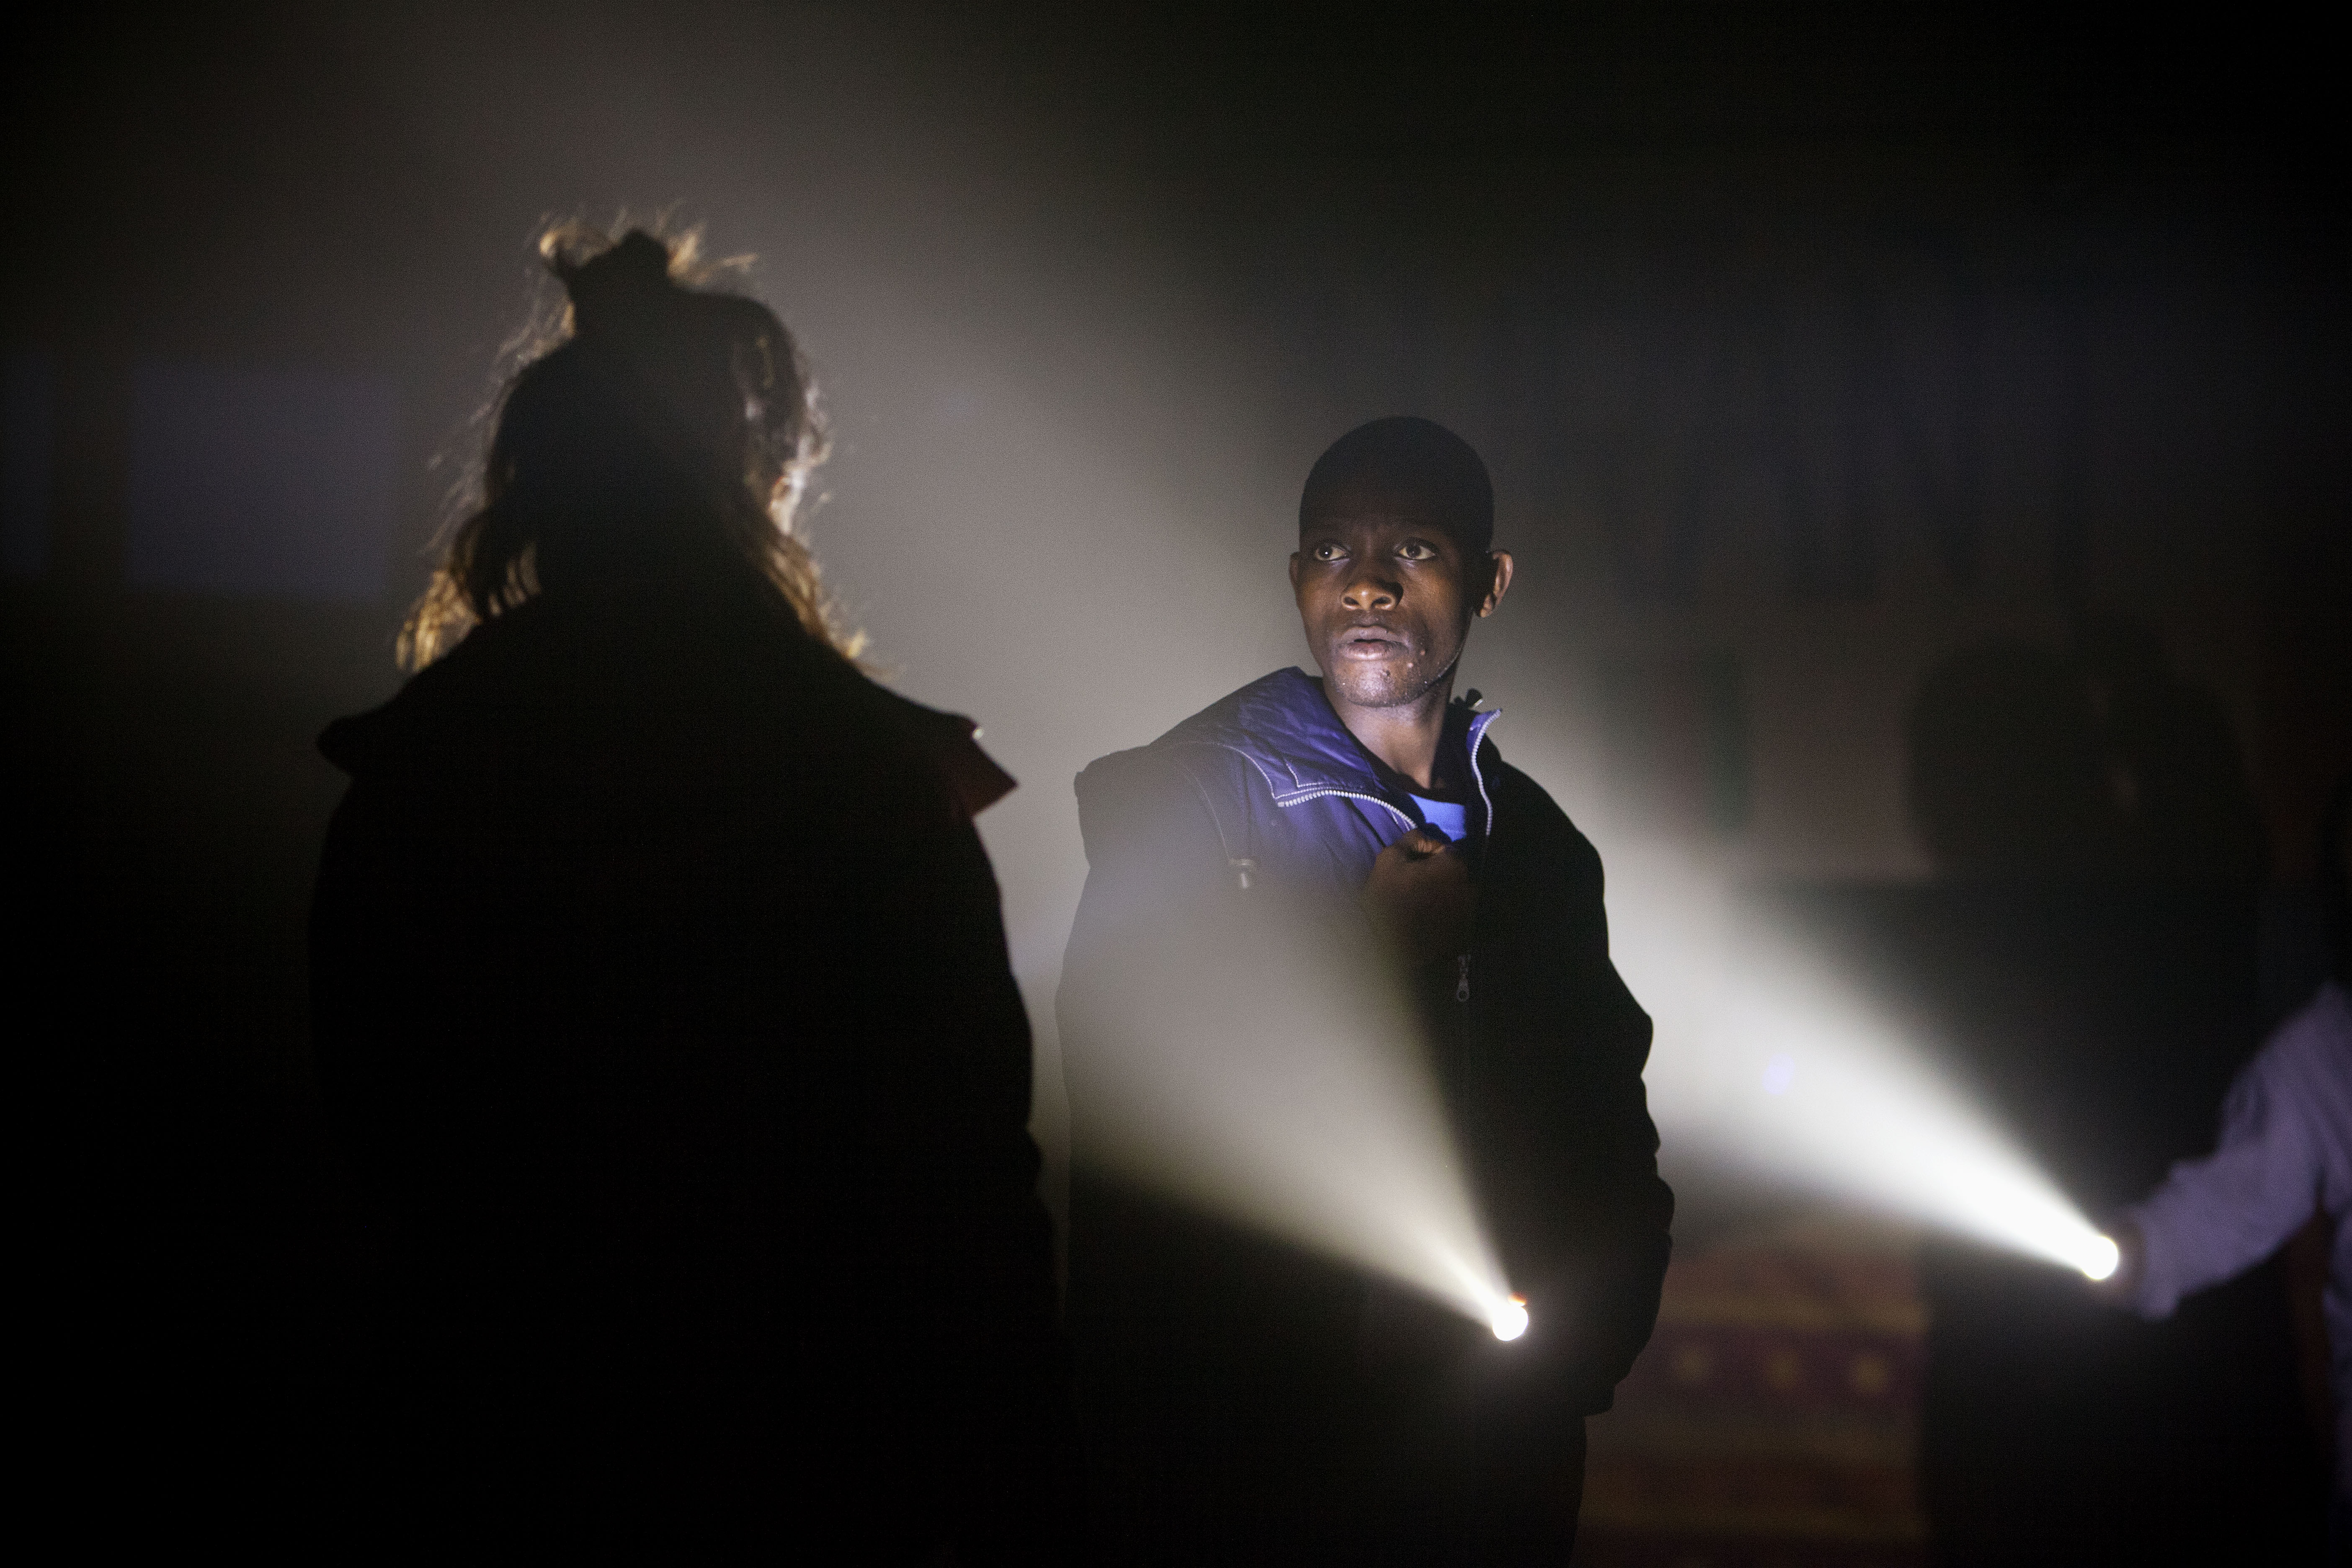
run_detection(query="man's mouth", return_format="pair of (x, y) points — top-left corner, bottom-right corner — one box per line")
(1338, 625), (1408, 659)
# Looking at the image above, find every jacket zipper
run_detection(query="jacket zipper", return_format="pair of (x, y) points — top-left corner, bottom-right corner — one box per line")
(1463, 709), (1498, 837)
(1279, 786), (1418, 830)
(1457, 712), (1493, 1013)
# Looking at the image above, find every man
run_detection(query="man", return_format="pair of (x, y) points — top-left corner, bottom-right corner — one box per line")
(1059, 416), (1672, 1563)
(2094, 778), (2352, 1540)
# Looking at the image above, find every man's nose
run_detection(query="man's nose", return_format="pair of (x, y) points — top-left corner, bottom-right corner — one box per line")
(1342, 567), (1400, 611)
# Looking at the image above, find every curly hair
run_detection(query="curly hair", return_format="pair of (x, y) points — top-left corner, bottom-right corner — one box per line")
(401, 222), (859, 668)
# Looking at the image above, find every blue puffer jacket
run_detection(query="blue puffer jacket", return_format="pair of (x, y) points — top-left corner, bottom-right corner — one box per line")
(1093, 663), (1503, 895)
(1060, 666), (1672, 1421)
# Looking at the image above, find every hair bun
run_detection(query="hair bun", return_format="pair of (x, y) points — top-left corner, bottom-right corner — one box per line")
(560, 230), (677, 339)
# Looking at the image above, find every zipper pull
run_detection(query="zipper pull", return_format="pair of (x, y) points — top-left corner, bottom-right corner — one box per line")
(1455, 953), (1472, 1003)
(1229, 858), (1256, 892)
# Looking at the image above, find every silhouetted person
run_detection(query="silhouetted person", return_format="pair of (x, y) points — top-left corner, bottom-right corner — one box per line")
(1902, 619), (2322, 1558)
(2096, 778), (2352, 1546)
(1907, 642), (2127, 875)
(1059, 417), (1672, 1563)
(2074, 612), (2266, 884)
(309, 229), (1073, 1557)
(1906, 613), (2262, 883)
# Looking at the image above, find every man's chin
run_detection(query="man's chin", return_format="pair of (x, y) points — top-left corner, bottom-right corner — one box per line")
(1321, 664), (1439, 711)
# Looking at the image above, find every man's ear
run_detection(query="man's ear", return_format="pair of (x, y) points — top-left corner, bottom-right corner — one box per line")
(1479, 550), (1516, 616)
(1288, 550), (1305, 595)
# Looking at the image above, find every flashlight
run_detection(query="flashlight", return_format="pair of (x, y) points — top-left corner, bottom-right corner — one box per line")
(1489, 1294), (1529, 1341)
(2079, 1234), (2120, 1282)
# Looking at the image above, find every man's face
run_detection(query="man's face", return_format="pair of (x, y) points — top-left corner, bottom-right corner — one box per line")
(1289, 500), (1510, 711)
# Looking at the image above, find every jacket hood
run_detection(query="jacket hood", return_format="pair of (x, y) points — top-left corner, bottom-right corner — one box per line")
(1151, 666), (1498, 814)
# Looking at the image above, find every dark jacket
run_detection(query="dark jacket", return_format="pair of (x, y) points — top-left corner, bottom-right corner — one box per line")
(310, 578), (1071, 1557)
(1057, 668), (1670, 1519)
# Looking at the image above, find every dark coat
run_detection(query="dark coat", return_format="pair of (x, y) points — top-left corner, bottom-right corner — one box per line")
(309, 577), (1072, 1557)
(1058, 667), (1671, 1558)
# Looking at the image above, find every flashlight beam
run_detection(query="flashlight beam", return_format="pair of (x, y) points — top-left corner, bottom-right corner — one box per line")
(1066, 895), (1524, 1336)
(1603, 854), (2123, 1285)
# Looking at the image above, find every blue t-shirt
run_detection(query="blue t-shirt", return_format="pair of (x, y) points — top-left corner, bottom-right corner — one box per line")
(1409, 794), (1470, 843)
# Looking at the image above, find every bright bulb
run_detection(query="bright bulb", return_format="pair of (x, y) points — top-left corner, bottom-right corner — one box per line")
(2079, 1234), (2121, 1282)
(1490, 1295), (1529, 1341)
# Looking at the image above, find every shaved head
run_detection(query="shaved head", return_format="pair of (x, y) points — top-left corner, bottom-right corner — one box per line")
(1299, 416), (1493, 558)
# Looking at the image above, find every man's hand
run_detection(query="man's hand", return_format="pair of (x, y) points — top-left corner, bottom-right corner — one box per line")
(1362, 827), (1475, 972)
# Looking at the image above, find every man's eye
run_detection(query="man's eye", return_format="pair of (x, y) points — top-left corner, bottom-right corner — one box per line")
(1397, 541), (1437, 562)
(1313, 542), (1346, 561)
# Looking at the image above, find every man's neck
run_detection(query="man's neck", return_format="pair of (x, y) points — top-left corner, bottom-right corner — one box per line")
(1322, 673), (1455, 792)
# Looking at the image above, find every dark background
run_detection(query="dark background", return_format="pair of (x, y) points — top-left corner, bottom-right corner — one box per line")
(6, 3), (2346, 1555)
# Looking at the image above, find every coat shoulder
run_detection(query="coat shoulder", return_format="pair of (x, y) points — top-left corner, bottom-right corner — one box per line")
(1074, 740), (1265, 867)
(1486, 753), (1603, 869)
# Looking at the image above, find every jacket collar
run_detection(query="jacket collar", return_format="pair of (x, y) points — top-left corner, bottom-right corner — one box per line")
(1158, 667), (1500, 818)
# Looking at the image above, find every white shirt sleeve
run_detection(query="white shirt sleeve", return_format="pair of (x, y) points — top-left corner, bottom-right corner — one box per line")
(2124, 987), (2349, 1320)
